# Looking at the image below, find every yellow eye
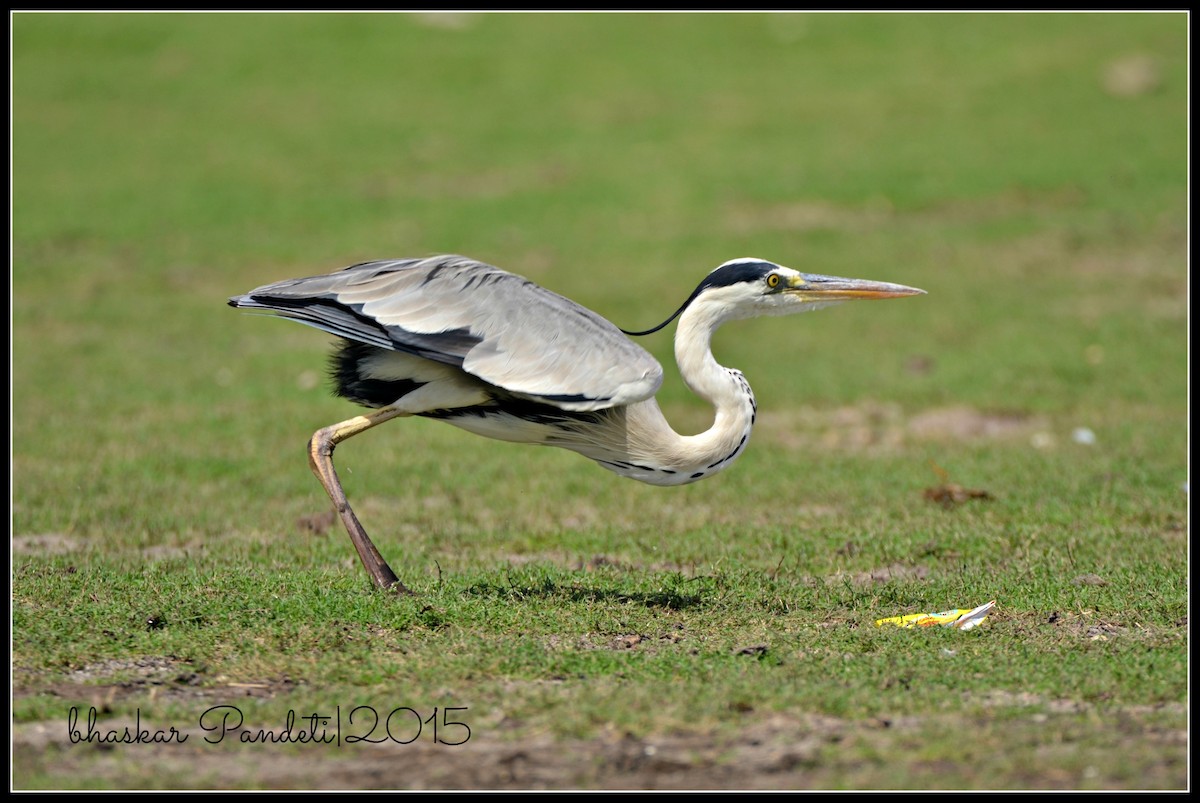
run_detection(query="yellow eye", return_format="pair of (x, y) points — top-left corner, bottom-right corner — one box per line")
(766, 273), (781, 288)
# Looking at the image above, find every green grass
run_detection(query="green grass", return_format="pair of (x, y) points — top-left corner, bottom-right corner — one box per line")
(12, 11), (1187, 790)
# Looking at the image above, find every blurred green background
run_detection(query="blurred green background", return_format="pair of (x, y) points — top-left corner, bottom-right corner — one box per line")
(12, 11), (1187, 790)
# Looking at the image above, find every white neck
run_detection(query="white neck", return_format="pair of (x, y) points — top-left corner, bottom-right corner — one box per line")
(483, 294), (759, 487)
(674, 295), (753, 414)
(606, 295), (757, 485)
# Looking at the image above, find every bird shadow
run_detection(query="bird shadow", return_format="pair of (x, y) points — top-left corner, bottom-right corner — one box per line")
(460, 577), (708, 611)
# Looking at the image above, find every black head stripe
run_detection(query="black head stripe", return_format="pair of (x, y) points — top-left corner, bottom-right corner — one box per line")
(621, 259), (779, 337)
(697, 260), (778, 292)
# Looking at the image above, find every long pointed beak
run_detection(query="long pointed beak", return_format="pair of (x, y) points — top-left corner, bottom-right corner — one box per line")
(787, 273), (926, 300)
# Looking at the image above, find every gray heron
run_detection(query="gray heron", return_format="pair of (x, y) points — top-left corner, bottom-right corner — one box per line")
(229, 255), (924, 593)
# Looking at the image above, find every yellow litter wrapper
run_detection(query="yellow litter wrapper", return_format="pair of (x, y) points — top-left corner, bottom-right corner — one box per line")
(875, 600), (996, 631)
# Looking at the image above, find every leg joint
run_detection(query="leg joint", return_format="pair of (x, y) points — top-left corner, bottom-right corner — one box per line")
(309, 427), (335, 460)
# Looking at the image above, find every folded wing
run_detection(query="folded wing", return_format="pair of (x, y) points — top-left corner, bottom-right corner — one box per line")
(229, 255), (664, 412)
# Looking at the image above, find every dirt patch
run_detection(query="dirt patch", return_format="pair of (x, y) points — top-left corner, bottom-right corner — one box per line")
(723, 186), (1088, 236)
(759, 404), (1044, 456)
(1007, 608), (1171, 644)
(565, 626), (688, 653)
(724, 199), (895, 235)
(12, 703), (1187, 790)
(11, 712), (848, 790)
(758, 403), (904, 454)
(15, 657), (303, 710)
(12, 535), (201, 562)
(906, 406), (1038, 442)
(65, 657), (188, 685)
(846, 564), (931, 586)
(296, 511), (337, 535)
(1101, 54), (1163, 97)
(12, 533), (87, 555)
(495, 553), (707, 579)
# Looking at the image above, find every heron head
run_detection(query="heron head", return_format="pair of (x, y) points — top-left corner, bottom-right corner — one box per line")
(623, 259), (925, 336)
(700, 258), (926, 318)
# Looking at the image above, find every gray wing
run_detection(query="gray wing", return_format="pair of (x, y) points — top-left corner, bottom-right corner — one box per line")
(229, 255), (664, 412)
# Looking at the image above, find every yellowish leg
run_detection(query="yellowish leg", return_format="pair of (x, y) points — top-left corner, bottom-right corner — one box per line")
(308, 408), (412, 593)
